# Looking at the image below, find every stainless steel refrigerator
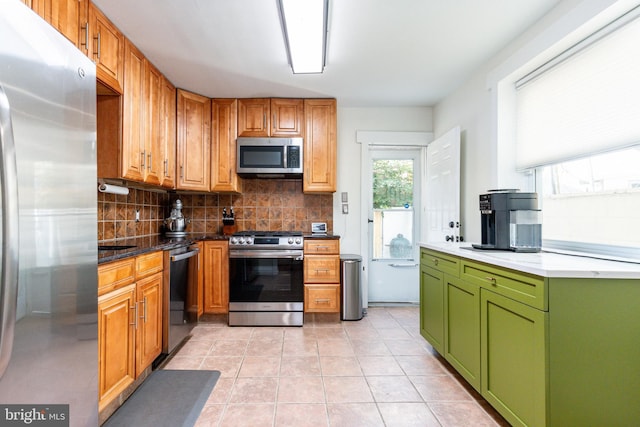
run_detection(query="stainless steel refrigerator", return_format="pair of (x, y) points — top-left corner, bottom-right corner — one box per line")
(0, 2), (98, 425)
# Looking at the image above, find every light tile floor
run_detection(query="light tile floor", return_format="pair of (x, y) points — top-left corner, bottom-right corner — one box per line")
(164, 307), (510, 427)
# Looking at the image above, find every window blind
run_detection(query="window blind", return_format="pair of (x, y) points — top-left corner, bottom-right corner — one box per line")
(514, 7), (640, 170)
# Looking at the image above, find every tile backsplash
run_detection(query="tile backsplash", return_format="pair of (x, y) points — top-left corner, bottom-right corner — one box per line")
(98, 179), (333, 242)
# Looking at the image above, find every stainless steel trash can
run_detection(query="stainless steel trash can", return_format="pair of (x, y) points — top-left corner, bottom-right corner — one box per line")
(340, 254), (363, 321)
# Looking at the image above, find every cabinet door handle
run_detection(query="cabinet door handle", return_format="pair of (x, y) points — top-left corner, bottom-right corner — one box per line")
(432, 258), (439, 265)
(141, 150), (146, 169)
(263, 112), (266, 129)
(315, 298), (331, 303)
(81, 22), (89, 52)
(130, 303), (138, 329)
(142, 297), (147, 322)
(96, 32), (101, 60)
(147, 152), (152, 171)
(485, 276), (497, 285)
(164, 159), (168, 176)
(180, 165), (184, 178)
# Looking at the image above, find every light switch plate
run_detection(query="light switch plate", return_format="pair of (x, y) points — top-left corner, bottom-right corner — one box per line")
(342, 204), (349, 214)
(341, 192), (348, 203)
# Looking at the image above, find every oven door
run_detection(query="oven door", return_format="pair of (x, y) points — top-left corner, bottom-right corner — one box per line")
(229, 249), (304, 303)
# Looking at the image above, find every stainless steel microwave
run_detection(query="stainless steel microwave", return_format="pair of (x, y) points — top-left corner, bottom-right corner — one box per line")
(237, 137), (303, 177)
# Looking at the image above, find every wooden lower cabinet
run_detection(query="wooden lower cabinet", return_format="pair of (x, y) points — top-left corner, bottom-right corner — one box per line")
(303, 239), (340, 313)
(97, 252), (164, 412)
(304, 284), (339, 312)
(135, 272), (163, 376)
(203, 241), (229, 314)
(98, 284), (136, 412)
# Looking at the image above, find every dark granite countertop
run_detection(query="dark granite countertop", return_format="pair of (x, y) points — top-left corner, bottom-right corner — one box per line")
(303, 233), (340, 239)
(98, 234), (229, 264)
(98, 233), (340, 264)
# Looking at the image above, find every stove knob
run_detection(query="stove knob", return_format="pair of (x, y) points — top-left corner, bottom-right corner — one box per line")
(246, 237), (253, 245)
(295, 238), (302, 244)
(230, 237), (238, 245)
(288, 238), (294, 244)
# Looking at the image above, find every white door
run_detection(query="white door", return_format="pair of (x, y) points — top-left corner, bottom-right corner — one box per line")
(425, 126), (461, 243)
(366, 147), (422, 303)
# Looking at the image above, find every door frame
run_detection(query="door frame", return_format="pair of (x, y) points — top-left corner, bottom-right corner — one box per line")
(356, 131), (433, 307)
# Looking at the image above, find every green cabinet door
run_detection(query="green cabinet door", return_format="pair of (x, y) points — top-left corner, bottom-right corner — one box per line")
(444, 275), (480, 391)
(420, 264), (444, 354)
(481, 288), (547, 427)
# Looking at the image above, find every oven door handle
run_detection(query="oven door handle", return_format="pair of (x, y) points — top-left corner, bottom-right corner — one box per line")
(170, 248), (200, 262)
(230, 250), (304, 260)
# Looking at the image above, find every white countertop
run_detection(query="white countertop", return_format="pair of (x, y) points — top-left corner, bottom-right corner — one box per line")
(420, 242), (640, 279)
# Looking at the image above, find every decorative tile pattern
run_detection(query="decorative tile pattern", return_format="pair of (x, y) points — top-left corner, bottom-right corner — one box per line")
(97, 178), (333, 242)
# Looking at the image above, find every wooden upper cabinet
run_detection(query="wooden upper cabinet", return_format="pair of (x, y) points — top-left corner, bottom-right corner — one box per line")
(32, 0), (81, 47)
(271, 98), (304, 137)
(121, 39), (145, 182)
(143, 60), (163, 186)
(237, 98), (270, 137)
(211, 99), (242, 193)
(304, 99), (337, 193)
(176, 89), (211, 191)
(160, 77), (177, 188)
(89, 2), (124, 94)
(238, 98), (304, 137)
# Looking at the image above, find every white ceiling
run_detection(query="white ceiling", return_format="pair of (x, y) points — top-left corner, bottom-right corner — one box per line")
(92, 0), (561, 107)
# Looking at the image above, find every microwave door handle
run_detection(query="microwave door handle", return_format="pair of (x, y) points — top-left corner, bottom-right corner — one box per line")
(282, 146), (287, 169)
(0, 84), (20, 380)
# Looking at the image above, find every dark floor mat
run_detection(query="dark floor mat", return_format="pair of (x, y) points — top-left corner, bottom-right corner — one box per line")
(104, 369), (220, 427)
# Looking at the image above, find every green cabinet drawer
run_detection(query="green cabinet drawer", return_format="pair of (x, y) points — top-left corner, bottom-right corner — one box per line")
(461, 260), (547, 310)
(420, 248), (460, 277)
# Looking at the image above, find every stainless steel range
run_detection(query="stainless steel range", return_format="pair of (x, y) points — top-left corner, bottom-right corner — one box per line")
(228, 231), (304, 326)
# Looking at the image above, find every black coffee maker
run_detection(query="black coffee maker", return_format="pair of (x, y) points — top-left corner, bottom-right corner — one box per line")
(472, 189), (541, 252)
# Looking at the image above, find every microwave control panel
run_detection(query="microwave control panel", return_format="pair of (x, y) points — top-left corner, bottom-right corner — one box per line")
(287, 146), (301, 169)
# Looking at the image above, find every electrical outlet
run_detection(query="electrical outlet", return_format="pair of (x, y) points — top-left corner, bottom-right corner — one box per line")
(342, 204), (349, 214)
(341, 192), (348, 203)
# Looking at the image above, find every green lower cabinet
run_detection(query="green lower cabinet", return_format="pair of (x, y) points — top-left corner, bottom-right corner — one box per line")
(481, 288), (547, 427)
(420, 264), (444, 354)
(548, 278), (640, 426)
(444, 275), (480, 390)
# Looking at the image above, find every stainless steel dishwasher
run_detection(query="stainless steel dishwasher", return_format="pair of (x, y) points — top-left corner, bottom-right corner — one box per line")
(162, 244), (200, 357)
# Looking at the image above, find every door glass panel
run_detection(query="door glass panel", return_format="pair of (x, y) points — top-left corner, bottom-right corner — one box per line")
(372, 159), (414, 259)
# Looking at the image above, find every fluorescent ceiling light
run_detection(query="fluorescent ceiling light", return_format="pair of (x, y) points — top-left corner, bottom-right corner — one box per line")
(278, 0), (328, 74)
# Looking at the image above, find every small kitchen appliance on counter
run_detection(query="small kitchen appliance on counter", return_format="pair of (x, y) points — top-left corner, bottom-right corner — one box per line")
(164, 199), (190, 237)
(472, 189), (541, 252)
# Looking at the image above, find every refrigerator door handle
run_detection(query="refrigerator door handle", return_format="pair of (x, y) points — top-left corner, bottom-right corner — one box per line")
(0, 84), (20, 379)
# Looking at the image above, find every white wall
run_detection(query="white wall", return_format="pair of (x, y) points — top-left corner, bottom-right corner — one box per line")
(433, 0), (630, 244)
(333, 107), (433, 255)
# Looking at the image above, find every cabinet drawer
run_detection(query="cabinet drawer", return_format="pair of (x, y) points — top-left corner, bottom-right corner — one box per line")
(304, 256), (340, 283)
(304, 284), (340, 312)
(136, 251), (163, 279)
(462, 260), (547, 310)
(98, 258), (135, 296)
(420, 248), (460, 277)
(304, 239), (339, 255)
